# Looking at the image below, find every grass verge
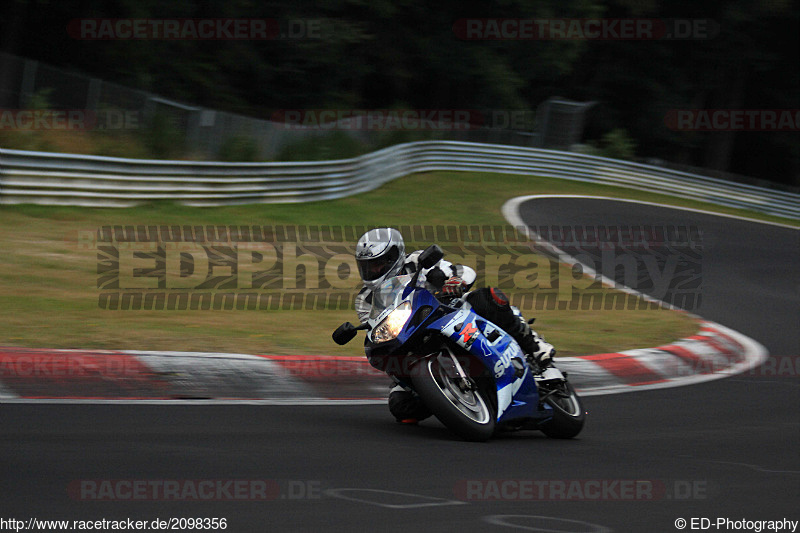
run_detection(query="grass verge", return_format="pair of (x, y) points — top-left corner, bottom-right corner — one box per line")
(5, 169), (790, 357)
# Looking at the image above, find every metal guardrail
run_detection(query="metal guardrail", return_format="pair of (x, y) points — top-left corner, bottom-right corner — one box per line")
(1, 141), (798, 219)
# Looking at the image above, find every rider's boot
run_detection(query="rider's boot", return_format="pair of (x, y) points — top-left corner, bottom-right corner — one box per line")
(509, 316), (555, 371)
(527, 333), (556, 370)
(388, 382), (432, 424)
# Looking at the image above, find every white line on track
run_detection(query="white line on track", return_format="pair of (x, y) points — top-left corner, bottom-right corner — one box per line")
(483, 514), (613, 532)
(501, 195), (770, 393)
(324, 488), (467, 509)
(502, 194), (799, 230)
(709, 461), (800, 475)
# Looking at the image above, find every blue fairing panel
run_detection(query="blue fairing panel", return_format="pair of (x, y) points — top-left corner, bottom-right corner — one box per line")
(430, 308), (542, 421)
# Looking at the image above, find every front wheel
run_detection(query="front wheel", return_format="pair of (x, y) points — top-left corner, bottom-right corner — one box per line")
(538, 380), (585, 439)
(411, 355), (496, 442)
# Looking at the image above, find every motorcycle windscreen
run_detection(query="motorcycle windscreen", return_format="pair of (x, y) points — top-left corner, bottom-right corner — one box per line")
(369, 275), (412, 320)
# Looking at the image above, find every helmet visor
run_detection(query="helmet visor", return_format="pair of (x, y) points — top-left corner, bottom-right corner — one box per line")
(357, 246), (400, 281)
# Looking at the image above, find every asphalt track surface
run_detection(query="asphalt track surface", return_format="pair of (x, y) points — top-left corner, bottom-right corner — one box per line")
(2, 198), (798, 533)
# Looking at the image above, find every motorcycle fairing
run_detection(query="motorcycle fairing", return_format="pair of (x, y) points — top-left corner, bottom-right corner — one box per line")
(428, 307), (544, 422)
(366, 285), (551, 423)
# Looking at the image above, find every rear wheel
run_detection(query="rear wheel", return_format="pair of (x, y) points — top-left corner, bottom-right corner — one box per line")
(411, 355), (496, 442)
(538, 380), (585, 439)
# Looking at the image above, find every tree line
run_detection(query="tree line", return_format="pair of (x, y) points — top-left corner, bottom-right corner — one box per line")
(1, 0), (797, 186)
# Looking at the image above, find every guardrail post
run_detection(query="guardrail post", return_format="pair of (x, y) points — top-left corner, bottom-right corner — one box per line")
(19, 58), (38, 107)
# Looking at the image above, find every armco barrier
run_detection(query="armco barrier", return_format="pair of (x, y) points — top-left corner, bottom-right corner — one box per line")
(1, 141), (798, 218)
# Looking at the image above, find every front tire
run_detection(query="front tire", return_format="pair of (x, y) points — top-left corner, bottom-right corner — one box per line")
(411, 355), (496, 442)
(539, 380), (585, 439)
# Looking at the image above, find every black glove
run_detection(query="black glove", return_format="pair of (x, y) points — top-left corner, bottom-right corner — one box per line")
(426, 266), (446, 289)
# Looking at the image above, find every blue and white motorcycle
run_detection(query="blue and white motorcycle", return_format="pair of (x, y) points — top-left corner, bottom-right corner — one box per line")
(333, 245), (585, 442)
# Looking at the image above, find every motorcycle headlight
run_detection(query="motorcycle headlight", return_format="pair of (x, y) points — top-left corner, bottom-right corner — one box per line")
(372, 302), (412, 343)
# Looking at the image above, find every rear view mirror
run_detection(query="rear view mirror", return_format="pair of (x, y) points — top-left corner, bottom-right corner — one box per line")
(332, 322), (361, 345)
(418, 244), (443, 269)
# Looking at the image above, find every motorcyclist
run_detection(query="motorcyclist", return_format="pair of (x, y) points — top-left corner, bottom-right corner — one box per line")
(353, 227), (556, 424)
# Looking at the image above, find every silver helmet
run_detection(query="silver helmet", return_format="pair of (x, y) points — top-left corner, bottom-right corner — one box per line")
(355, 228), (405, 291)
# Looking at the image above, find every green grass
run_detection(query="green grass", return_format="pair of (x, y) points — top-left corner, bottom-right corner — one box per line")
(4, 169), (792, 357)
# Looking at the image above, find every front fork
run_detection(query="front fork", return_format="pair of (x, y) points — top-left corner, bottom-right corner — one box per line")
(434, 346), (473, 393)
